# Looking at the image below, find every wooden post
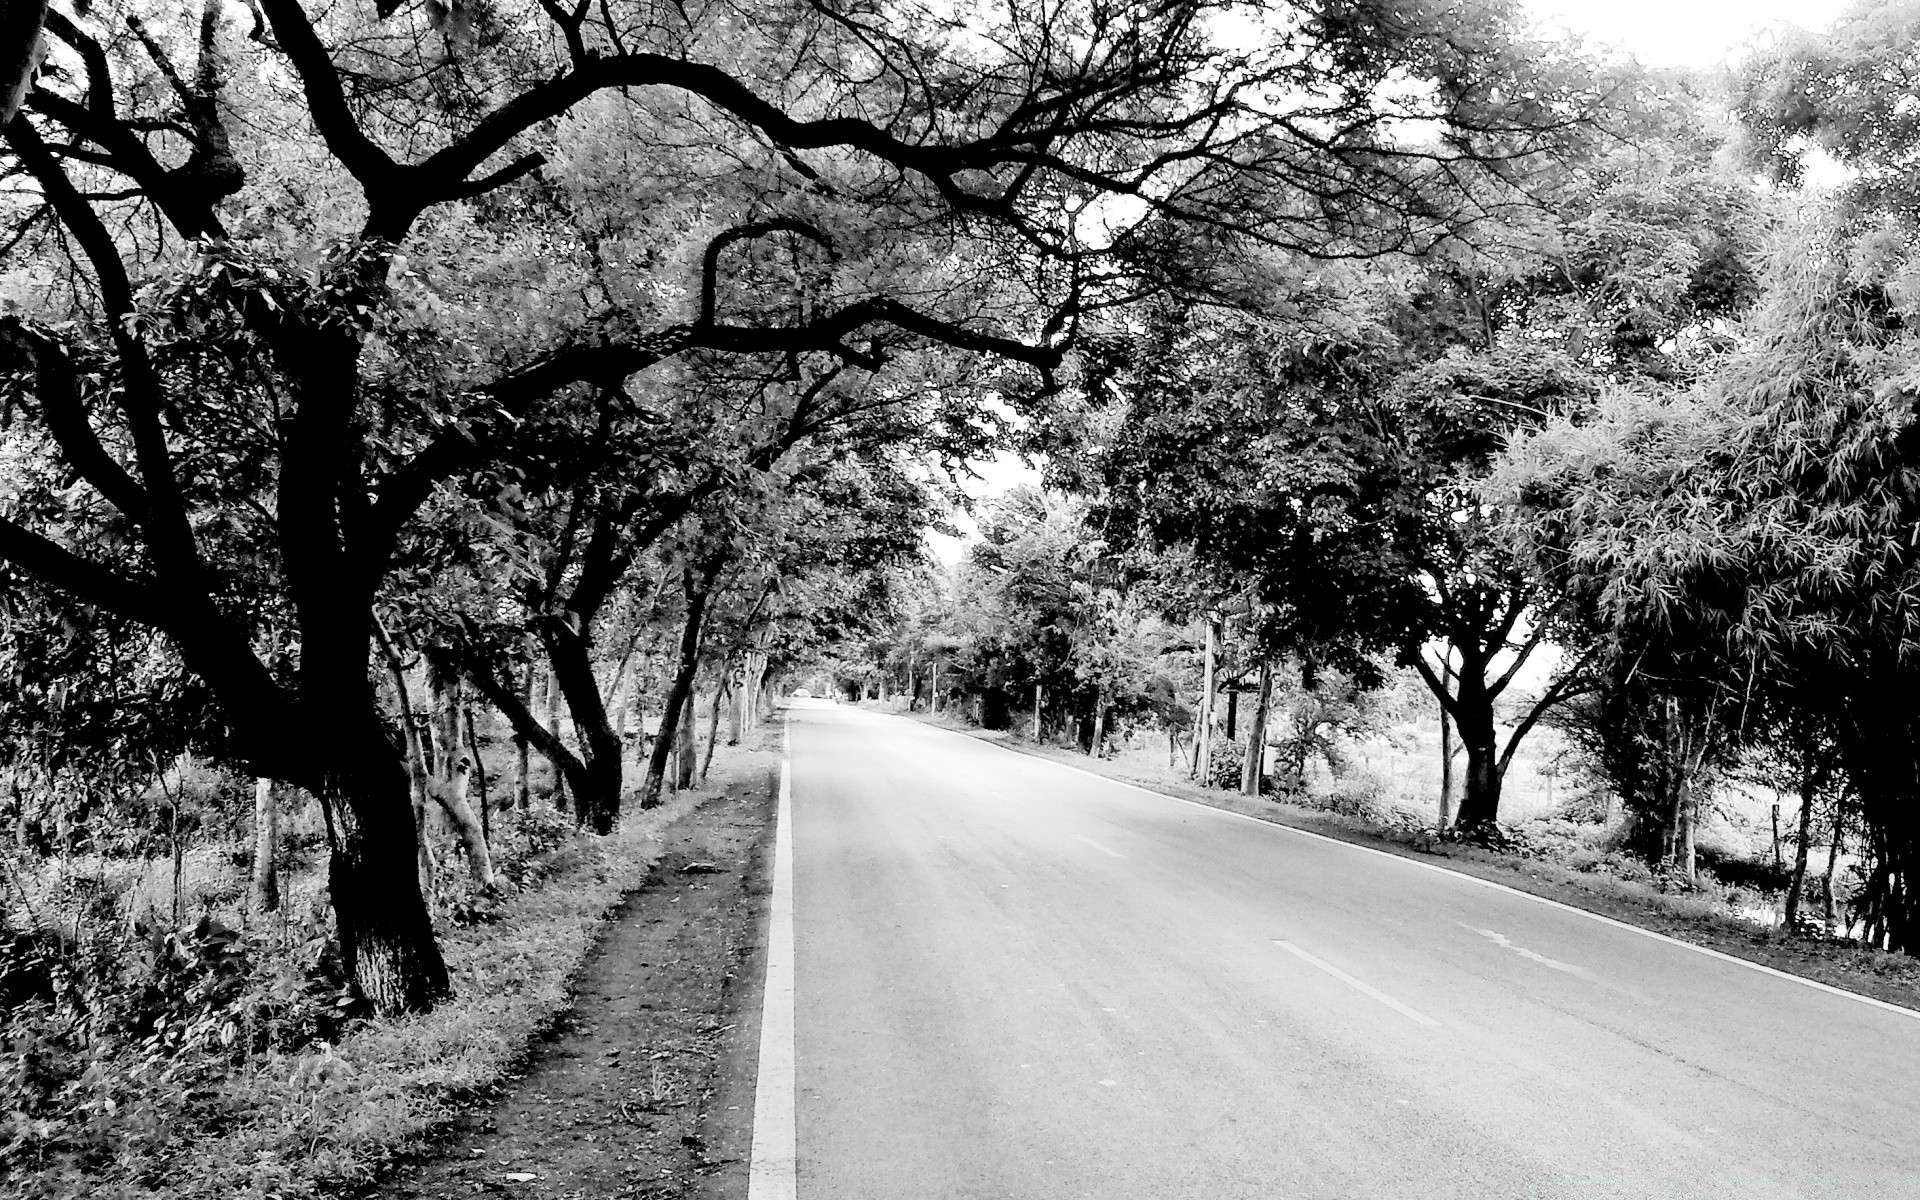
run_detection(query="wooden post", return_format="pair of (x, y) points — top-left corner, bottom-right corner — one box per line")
(1196, 613), (1217, 782)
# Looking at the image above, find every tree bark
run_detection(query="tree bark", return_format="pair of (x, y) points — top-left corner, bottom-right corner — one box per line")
(1240, 659), (1273, 797)
(1680, 778), (1698, 883)
(1090, 688), (1108, 758)
(1032, 683), (1043, 742)
(702, 679), (726, 783)
(428, 660), (495, 889)
(311, 717), (453, 1013)
(676, 678), (699, 789)
(643, 565), (718, 808)
(250, 777), (280, 915)
(544, 620), (625, 834)
(374, 627), (438, 898)
(512, 657), (533, 812)
(728, 668), (744, 744)
(461, 650), (595, 819)
(544, 668), (568, 810)
(1785, 776), (1816, 928)
(1823, 802), (1847, 930)
(467, 708), (490, 846)
(1771, 800), (1785, 874)
(610, 656), (633, 759)
(1449, 657), (1503, 831)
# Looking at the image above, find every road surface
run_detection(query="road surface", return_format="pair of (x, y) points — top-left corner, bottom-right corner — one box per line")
(780, 702), (1920, 1199)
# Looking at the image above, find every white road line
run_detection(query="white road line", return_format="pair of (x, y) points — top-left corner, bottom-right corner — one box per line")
(748, 729), (797, 1200)
(889, 711), (1920, 1023)
(1073, 833), (1124, 858)
(1468, 925), (1593, 979)
(1274, 940), (1441, 1026)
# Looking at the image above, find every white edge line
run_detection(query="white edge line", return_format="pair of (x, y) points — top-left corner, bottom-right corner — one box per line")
(1274, 939), (1440, 1026)
(887, 710), (1920, 1024)
(747, 719), (797, 1200)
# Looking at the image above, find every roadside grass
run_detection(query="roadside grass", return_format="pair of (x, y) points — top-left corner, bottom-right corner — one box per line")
(894, 706), (1920, 1014)
(6, 735), (780, 1200)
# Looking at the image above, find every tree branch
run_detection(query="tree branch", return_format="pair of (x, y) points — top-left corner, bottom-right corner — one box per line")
(0, 514), (165, 625)
(1498, 643), (1601, 777)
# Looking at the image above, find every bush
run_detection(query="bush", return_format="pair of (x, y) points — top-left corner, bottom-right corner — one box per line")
(1206, 739), (1245, 790)
(0, 913), (352, 1183)
(1319, 772), (1389, 820)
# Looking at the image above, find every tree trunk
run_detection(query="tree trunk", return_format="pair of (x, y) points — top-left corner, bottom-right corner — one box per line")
(1090, 689), (1108, 758)
(467, 708), (490, 847)
(1441, 647), (1505, 831)
(1196, 614), (1217, 781)
(1680, 779), (1698, 883)
(544, 668), (568, 810)
(545, 622), (625, 835)
(374, 630), (438, 898)
(306, 712), (453, 1014)
(1823, 802), (1847, 930)
(1771, 800), (1785, 874)
(931, 658), (941, 713)
(1032, 683), (1043, 742)
(512, 657), (533, 812)
(728, 668), (744, 744)
(428, 661), (495, 889)
(1240, 659), (1274, 797)
(1785, 776), (1816, 928)
(611, 657), (633, 759)
(643, 567), (717, 808)
(676, 680), (699, 789)
(1226, 688), (1238, 742)
(461, 648), (597, 822)
(702, 680), (727, 783)
(250, 777), (280, 915)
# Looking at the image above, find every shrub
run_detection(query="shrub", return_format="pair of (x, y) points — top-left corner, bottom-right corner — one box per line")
(1319, 772), (1389, 820)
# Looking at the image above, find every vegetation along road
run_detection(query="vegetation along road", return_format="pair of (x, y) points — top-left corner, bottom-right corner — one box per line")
(11, 0), (1920, 1193)
(778, 701), (1920, 1199)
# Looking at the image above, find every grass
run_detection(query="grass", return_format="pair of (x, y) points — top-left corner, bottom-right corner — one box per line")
(6, 736), (780, 1200)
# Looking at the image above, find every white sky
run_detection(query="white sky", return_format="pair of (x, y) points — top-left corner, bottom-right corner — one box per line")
(1524, 0), (1852, 68)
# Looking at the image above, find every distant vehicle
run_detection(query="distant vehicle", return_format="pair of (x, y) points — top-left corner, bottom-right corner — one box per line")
(793, 688), (812, 699)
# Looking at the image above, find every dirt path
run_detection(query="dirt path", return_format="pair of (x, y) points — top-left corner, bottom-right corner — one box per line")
(383, 776), (776, 1200)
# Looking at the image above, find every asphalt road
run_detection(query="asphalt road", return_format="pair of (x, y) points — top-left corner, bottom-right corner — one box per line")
(785, 701), (1920, 1199)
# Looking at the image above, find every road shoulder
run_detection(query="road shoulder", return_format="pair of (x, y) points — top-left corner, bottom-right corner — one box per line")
(383, 768), (779, 1200)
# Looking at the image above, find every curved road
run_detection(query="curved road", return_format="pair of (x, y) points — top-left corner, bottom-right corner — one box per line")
(781, 702), (1920, 1198)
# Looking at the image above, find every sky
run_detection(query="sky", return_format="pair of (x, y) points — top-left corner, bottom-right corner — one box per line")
(1524, 0), (1853, 69)
(927, 0), (1859, 565)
